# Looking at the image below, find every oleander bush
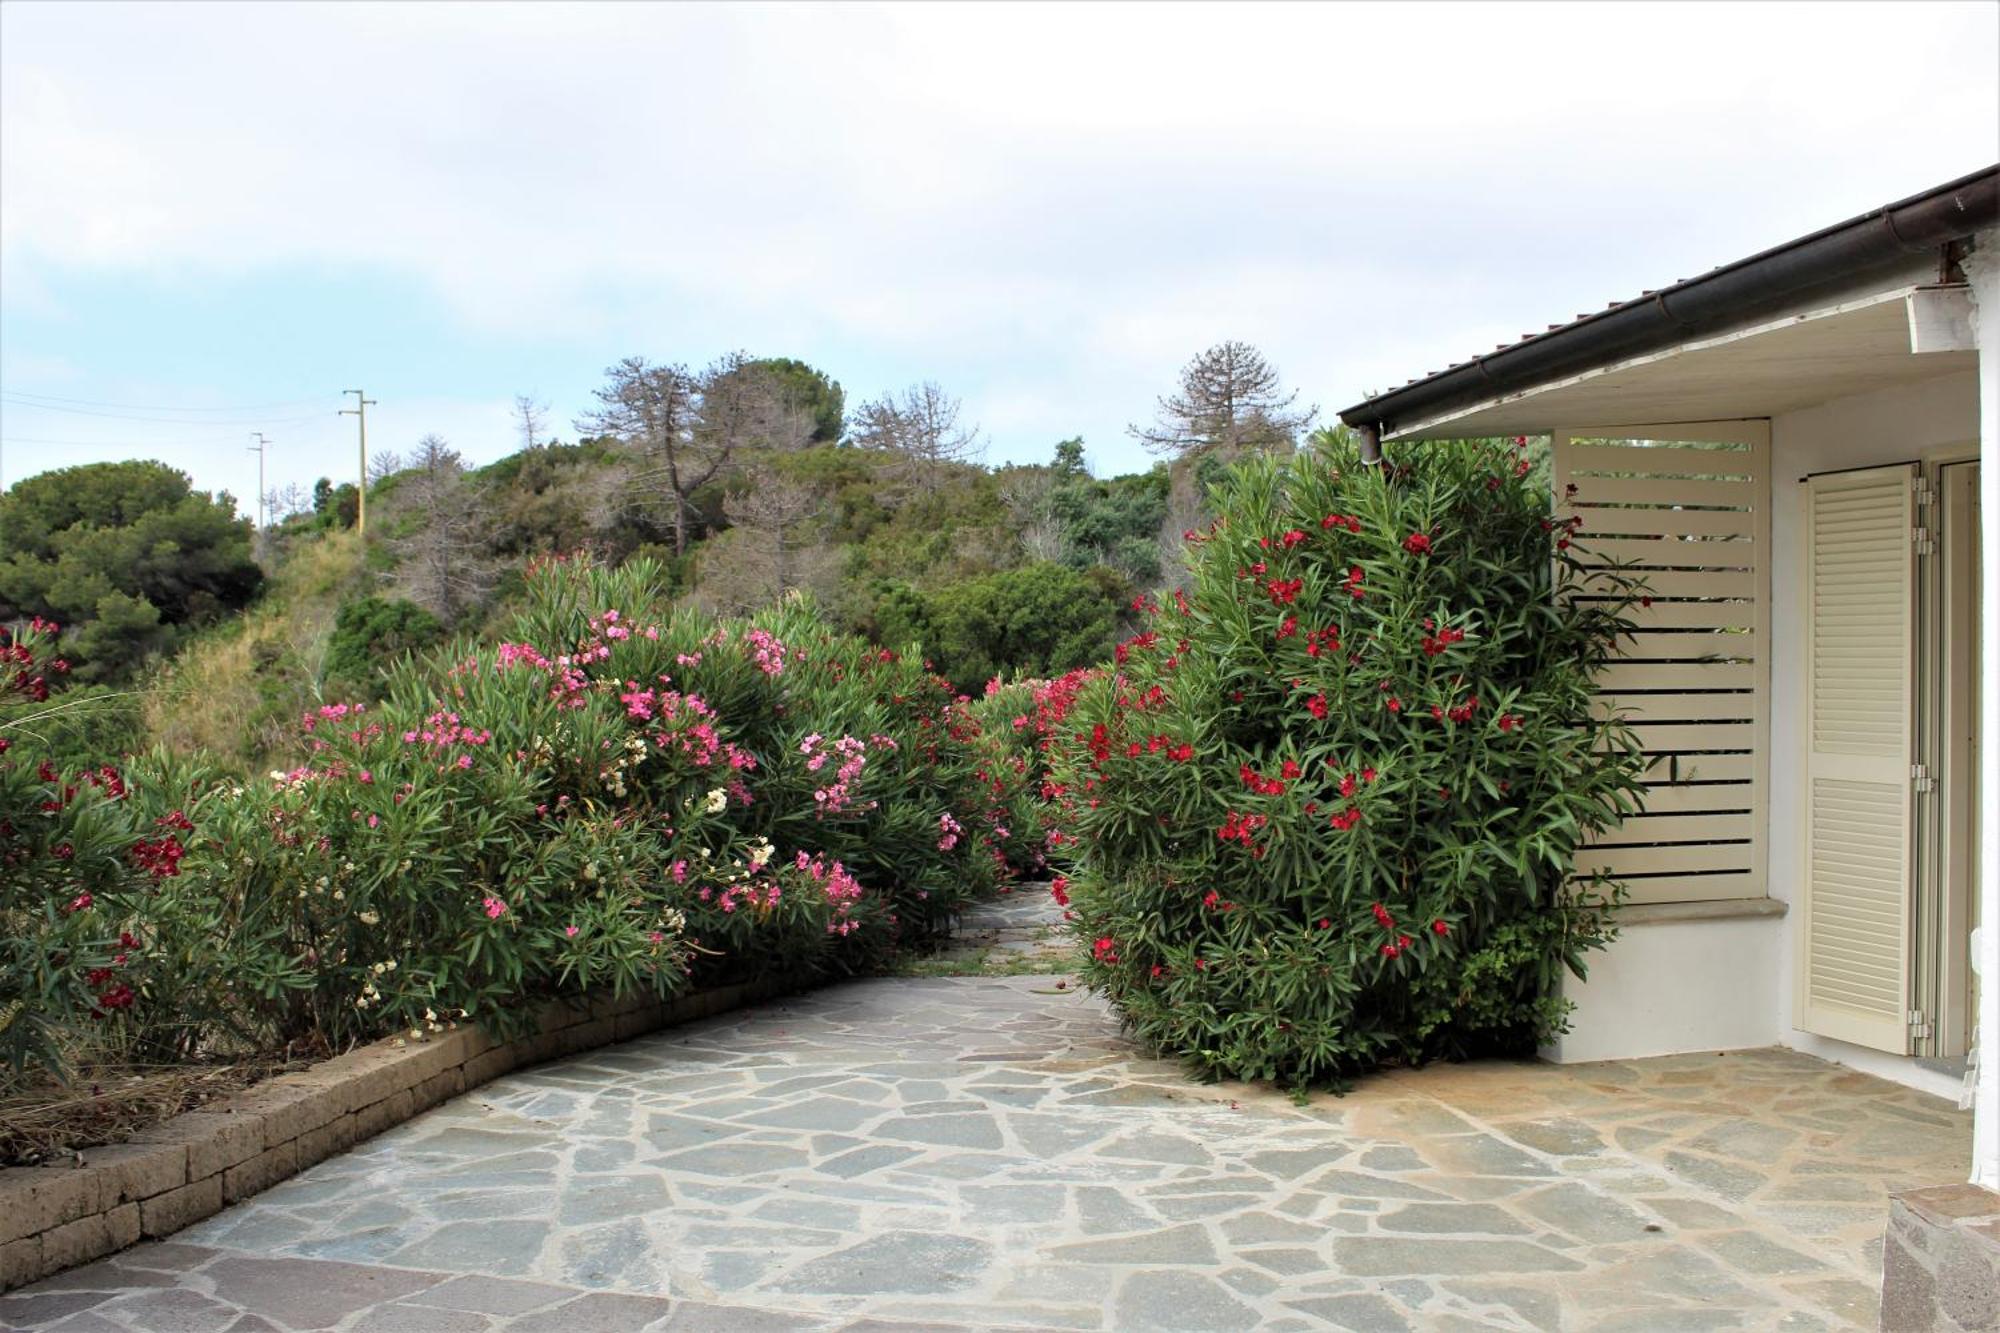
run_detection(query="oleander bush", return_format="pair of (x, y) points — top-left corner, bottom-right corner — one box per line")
(1, 557), (1038, 1088)
(969, 669), (1094, 864)
(1050, 433), (1648, 1087)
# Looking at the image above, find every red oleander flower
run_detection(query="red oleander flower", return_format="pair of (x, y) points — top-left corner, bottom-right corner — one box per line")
(1403, 532), (1432, 555)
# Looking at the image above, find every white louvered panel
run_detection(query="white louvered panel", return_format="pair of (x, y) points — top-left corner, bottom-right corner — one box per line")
(1798, 465), (1914, 1054)
(1578, 545), (1757, 573)
(1553, 425), (1769, 905)
(1581, 507), (1766, 539)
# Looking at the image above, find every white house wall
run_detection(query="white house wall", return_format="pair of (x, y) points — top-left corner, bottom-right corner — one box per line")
(1769, 369), (1981, 1100)
(1542, 911), (1784, 1064)
(1966, 234), (2000, 1192)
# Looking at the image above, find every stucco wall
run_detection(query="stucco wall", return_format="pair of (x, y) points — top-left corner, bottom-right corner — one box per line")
(1768, 368), (1980, 1102)
(1967, 231), (2000, 1192)
(1543, 910), (1784, 1064)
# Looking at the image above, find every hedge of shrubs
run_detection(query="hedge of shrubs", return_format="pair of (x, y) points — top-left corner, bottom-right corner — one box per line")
(1, 556), (1044, 1088)
(1050, 434), (1647, 1087)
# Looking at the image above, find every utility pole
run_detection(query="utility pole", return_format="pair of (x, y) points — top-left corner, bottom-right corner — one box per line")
(248, 433), (270, 529)
(339, 389), (377, 534)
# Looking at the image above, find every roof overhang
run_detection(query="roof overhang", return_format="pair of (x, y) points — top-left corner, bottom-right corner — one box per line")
(1339, 165), (1998, 445)
(1384, 286), (1978, 439)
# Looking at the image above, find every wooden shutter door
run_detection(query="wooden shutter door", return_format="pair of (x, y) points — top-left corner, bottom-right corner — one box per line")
(1799, 464), (1917, 1052)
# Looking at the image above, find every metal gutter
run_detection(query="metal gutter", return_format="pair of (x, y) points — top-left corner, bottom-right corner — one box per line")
(1338, 164), (1999, 448)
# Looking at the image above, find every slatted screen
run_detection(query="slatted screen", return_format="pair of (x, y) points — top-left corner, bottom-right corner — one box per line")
(1554, 422), (1769, 904)
(1798, 465), (1915, 1052)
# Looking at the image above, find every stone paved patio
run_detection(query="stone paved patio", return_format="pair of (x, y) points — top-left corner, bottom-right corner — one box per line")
(1, 907), (1972, 1331)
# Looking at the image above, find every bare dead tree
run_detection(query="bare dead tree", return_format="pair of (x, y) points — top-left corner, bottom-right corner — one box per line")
(366, 449), (405, 485)
(1153, 462), (1213, 594)
(996, 465), (1072, 564)
(576, 357), (710, 556)
(723, 462), (825, 599)
(388, 434), (496, 624)
(850, 381), (983, 499)
(697, 352), (819, 459)
(1129, 340), (1317, 460)
(264, 481), (312, 523)
(513, 394), (550, 452)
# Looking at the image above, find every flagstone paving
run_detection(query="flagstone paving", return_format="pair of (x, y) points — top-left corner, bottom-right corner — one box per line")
(2, 946), (1972, 1330)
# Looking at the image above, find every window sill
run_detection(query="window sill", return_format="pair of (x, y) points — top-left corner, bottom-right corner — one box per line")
(1616, 897), (1788, 926)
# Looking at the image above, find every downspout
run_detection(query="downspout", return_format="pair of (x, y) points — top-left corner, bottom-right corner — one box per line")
(1357, 424), (1383, 467)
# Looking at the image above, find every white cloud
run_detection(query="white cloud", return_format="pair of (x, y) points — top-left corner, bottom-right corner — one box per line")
(2, 0), (1996, 481)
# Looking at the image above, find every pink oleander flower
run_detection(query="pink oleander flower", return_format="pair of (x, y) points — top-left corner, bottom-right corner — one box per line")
(482, 896), (507, 919)
(743, 628), (788, 676)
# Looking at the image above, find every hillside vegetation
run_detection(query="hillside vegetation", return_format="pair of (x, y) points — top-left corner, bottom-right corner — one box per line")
(4, 343), (1321, 772)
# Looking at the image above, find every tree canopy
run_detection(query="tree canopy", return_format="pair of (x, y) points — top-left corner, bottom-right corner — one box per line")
(0, 460), (262, 680)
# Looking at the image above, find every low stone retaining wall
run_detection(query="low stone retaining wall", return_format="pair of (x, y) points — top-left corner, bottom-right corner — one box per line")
(0, 975), (794, 1292)
(1880, 1183), (2000, 1332)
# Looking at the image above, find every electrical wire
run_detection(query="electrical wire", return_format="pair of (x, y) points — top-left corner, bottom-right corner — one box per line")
(0, 389), (337, 413)
(0, 396), (339, 428)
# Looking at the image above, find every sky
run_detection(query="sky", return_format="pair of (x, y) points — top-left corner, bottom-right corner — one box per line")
(2, 1), (1997, 516)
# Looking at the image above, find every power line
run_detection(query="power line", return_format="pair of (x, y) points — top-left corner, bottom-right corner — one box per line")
(0, 434), (261, 448)
(0, 396), (336, 428)
(0, 389), (337, 413)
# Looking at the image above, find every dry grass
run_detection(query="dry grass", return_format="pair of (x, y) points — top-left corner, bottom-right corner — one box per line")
(143, 530), (367, 769)
(0, 1056), (303, 1167)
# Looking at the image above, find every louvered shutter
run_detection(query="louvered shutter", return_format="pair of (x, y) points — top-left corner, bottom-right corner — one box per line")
(1556, 423), (1768, 903)
(1799, 464), (1916, 1053)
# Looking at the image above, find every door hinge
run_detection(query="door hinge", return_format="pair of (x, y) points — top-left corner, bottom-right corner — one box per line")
(1913, 477), (1937, 507)
(1912, 763), (1937, 794)
(1908, 1008), (1933, 1040)
(1914, 526), (1935, 556)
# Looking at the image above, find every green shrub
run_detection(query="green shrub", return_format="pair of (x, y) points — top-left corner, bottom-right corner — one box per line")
(1050, 433), (1646, 1087)
(324, 596), (445, 694)
(873, 562), (1123, 692)
(0, 685), (145, 773)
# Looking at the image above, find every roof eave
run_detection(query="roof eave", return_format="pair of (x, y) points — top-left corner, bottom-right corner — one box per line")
(1338, 164), (2000, 438)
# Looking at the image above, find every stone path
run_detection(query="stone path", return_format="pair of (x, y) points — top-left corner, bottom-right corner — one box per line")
(2, 912), (1972, 1331)
(921, 893), (1073, 976)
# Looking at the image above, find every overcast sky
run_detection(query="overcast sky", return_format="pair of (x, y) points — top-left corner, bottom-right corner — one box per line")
(3, 1), (1996, 512)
